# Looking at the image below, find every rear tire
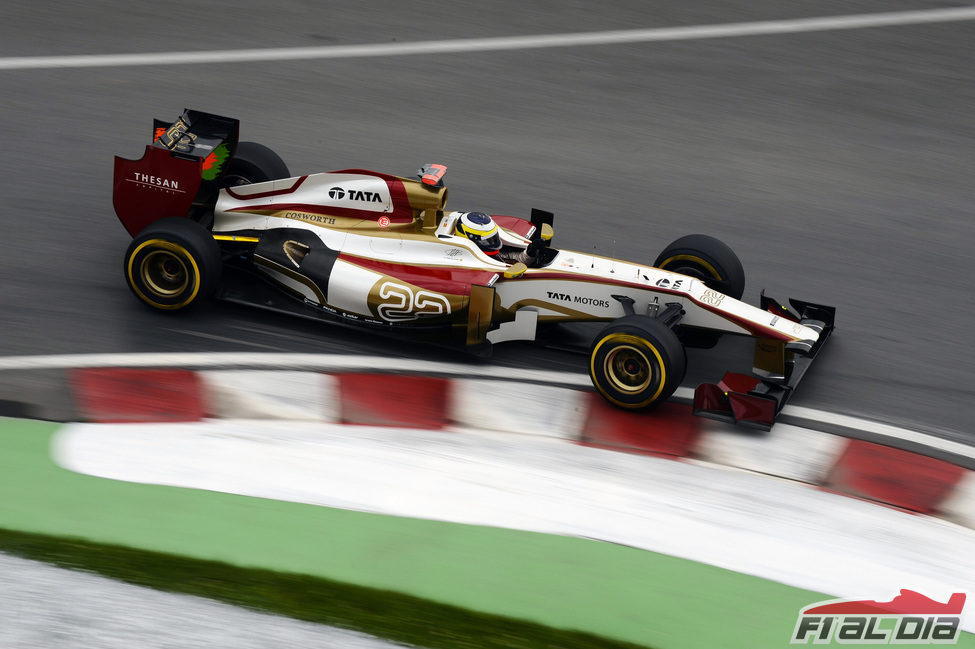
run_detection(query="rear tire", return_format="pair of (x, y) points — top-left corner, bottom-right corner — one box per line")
(589, 315), (686, 410)
(222, 141), (291, 186)
(124, 218), (221, 311)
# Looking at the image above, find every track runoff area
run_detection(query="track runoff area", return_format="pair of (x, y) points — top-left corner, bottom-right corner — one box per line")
(3, 351), (975, 647)
(9, 413), (975, 648)
(5, 6), (975, 649)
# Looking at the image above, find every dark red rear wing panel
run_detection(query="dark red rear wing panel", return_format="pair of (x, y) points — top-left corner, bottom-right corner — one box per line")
(113, 146), (202, 237)
(114, 109), (239, 237)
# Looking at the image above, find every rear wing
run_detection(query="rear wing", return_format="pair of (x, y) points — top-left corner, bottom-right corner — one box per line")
(113, 109), (239, 236)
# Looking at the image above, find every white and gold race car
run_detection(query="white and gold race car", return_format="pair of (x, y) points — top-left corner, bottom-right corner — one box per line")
(113, 109), (834, 428)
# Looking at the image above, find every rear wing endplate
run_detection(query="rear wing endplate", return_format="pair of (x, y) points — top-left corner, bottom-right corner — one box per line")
(113, 109), (239, 236)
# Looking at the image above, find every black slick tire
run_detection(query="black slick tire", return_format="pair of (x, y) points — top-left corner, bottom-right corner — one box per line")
(653, 234), (746, 348)
(222, 141), (291, 186)
(589, 315), (686, 410)
(124, 217), (221, 311)
(653, 234), (745, 300)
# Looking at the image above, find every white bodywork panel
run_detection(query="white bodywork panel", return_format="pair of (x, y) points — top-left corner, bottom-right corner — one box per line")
(213, 180), (819, 343)
(213, 173), (393, 233)
(326, 260), (382, 317)
(497, 250), (819, 341)
(487, 309), (539, 344)
(303, 174), (393, 214)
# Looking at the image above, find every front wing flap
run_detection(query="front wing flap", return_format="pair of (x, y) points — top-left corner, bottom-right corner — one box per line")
(693, 296), (835, 430)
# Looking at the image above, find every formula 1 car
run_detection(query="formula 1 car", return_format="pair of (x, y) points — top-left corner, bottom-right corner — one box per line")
(113, 109), (834, 429)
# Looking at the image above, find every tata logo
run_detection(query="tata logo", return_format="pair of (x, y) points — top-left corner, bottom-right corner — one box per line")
(547, 291), (572, 301)
(328, 186), (384, 203)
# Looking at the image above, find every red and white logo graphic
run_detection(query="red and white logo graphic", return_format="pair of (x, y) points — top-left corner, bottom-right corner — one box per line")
(792, 589), (966, 644)
(378, 216), (390, 228)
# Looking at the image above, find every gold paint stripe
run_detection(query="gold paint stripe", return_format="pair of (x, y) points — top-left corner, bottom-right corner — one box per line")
(466, 284), (496, 345)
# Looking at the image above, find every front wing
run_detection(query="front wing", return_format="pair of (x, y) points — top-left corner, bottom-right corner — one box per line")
(692, 295), (836, 430)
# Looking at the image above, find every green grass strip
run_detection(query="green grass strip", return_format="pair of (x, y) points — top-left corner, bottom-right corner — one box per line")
(0, 526), (648, 649)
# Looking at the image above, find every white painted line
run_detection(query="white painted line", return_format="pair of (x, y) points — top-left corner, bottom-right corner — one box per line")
(0, 352), (592, 388)
(783, 404), (975, 461)
(2, 7), (975, 70)
(673, 386), (695, 401)
(53, 420), (975, 632)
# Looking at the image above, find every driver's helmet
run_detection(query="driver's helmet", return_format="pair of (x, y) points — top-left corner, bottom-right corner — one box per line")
(455, 212), (501, 256)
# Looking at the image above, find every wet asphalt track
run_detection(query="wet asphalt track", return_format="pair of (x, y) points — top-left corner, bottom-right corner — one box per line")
(2, 0), (974, 440)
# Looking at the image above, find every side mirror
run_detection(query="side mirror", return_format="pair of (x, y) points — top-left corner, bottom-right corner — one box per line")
(504, 262), (528, 279)
(540, 223), (554, 242)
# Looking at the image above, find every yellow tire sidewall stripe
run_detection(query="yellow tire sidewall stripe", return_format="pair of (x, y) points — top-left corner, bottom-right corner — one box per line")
(657, 254), (723, 281)
(590, 332), (667, 408)
(126, 239), (201, 310)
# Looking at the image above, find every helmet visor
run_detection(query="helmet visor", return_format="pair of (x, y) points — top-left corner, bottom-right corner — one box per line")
(470, 230), (501, 254)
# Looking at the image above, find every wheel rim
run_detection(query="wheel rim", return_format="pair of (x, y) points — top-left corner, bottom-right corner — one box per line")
(604, 344), (653, 394)
(141, 249), (189, 297)
(221, 174), (252, 188)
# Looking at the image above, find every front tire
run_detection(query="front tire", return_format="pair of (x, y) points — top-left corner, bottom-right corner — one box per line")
(654, 234), (746, 349)
(589, 315), (686, 410)
(124, 218), (221, 310)
(653, 234), (745, 300)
